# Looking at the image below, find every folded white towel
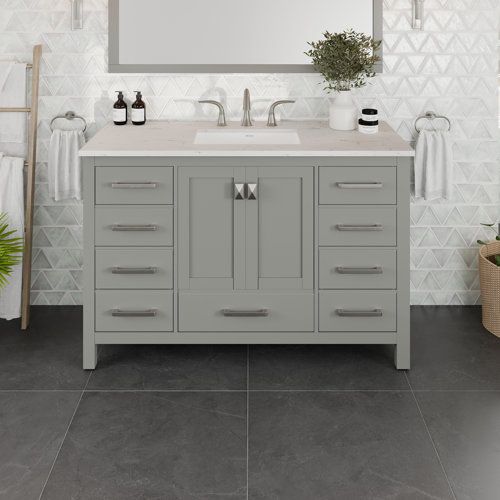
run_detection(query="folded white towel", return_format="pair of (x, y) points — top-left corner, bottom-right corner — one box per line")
(48, 129), (86, 201)
(0, 62), (27, 145)
(0, 155), (25, 320)
(414, 129), (453, 201)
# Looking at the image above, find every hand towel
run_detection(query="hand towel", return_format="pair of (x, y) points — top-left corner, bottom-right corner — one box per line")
(0, 155), (25, 320)
(414, 129), (453, 201)
(0, 62), (27, 147)
(48, 129), (86, 201)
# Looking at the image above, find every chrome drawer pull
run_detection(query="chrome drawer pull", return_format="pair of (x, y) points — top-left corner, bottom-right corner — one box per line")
(234, 183), (245, 200)
(246, 183), (258, 200)
(111, 182), (158, 189)
(111, 308), (157, 318)
(336, 266), (383, 275)
(336, 308), (383, 318)
(336, 182), (383, 189)
(335, 224), (383, 232)
(111, 224), (159, 232)
(112, 266), (158, 275)
(222, 308), (269, 317)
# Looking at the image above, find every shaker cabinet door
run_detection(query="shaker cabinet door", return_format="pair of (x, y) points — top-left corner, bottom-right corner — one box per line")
(245, 167), (314, 290)
(178, 167), (246, 290)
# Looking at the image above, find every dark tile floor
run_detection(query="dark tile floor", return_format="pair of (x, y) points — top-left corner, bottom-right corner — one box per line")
(0, 306), (499, 500)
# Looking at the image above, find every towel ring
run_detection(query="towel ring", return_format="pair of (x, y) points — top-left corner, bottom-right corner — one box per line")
(50, 111), (87, 132)
(415, 111), (451, 133)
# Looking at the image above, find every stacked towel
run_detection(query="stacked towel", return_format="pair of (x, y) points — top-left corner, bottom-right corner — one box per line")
(0, 62), (27, 157)
(414, 129), (453, 201)
(48, 129), (86, 201)
(0, 155), (25, 320)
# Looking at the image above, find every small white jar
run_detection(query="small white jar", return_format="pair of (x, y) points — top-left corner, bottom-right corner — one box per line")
(358, 118), (379, 134)
(361, 108), (379, 123)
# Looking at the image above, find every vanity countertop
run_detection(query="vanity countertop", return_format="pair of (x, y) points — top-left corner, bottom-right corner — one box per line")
(80, 120), (414, 157)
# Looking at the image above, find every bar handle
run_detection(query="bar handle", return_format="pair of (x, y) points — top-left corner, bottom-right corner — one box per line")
(336, 266), (383, 275)
(335, 224), (383, 232)
(111, 266), (158, 275)
(336, 182), (383, 189)
(111, 182), (158, 189)
(336, 309), (383, 318)
(222, 308), (269, 317)
(111, 224), (159, 232)
(111, 309), (158, 318)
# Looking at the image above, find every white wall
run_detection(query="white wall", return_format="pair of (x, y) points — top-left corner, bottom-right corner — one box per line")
(0, 0), (498, 306)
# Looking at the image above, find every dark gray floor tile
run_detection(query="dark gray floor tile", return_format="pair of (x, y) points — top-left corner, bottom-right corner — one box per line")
(416, 391), (500, 500)
(408, 306), (500, 390)
(249, 391), (453, 500)
(42, 392), (247, 500)
(249, 345), (408, 390)
(87, 345), (247, 390)
(0, 391), (80, 500)
(0, 307), (89, 390)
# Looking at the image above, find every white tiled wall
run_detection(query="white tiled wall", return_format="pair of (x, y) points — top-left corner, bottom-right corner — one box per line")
(1, 0), (499, 305)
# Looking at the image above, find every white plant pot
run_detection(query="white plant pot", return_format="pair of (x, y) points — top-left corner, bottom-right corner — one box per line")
(329, 91), (358, 131)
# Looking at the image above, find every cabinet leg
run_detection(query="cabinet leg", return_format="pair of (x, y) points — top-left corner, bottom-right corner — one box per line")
(83, 338), (97, 370)
(394, 343), (410, 370)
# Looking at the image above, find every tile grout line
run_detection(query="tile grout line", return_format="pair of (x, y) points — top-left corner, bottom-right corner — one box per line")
(404, 372), (458, 500)
(246, 345), (249, 500)
(38, 371), (92, 500)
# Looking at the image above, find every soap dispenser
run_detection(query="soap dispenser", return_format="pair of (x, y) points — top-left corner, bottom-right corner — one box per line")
(131, 91), (146, 125)
(113, 91), (128, 125)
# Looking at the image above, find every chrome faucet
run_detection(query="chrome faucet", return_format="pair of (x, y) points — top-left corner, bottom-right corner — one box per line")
(241, 88), (252, 127)
(267, 100), (295, 127)
(198, 100), (227, 126)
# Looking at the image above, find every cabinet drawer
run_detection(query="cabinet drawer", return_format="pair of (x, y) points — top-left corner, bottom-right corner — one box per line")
(179, 292), (314, 332)
(95, 166), (173, 205)
(95, 290), (173, 332)
(319, 166), (396, 205)
(95, 248), (173, 289)
(319, 248), (396, 289)
(319, 291), (396, 332)
(95, 206), (173, 246)
(319, 206), (396, 246)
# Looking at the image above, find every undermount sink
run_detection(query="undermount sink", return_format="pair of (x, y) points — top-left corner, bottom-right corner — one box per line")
(194, 128), (301, 145)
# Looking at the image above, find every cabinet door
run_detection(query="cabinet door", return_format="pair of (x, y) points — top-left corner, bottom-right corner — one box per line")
(245, 167), (313, 290)
(178, 167), (245, 290)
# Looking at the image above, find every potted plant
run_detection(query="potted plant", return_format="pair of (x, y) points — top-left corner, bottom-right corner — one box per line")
(305, 29), (381, 131)
(0, 213), (23, 290)
(477, 223), (500, 337)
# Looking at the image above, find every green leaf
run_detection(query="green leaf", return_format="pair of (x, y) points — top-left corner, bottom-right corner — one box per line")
(477, 240), (487, 245)
(0, 213), (23, 289)
(480, 223), (495, 227)
(495, 255), (500, 267)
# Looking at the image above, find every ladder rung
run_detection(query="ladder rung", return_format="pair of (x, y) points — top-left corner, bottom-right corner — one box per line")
(0, 107), (31, 113)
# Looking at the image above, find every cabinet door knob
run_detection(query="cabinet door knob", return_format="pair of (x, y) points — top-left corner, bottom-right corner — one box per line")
(336, 309), (383, 318)
(246, 183), (257, 200)
(234, 183), (245, 200)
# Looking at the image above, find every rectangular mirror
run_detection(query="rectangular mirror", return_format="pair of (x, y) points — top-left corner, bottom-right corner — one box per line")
(109, 0), (383, 73)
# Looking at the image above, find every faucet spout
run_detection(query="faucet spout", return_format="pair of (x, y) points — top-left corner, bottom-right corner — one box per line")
(241, 88), (253, 127)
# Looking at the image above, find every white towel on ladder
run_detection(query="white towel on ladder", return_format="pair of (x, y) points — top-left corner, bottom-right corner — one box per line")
(414, 129), (453, 201)
(0, 155), (25, 320)
(48, 129), (86, 201)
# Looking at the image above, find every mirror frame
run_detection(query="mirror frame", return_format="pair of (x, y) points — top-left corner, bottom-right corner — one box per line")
(108, 0), (383, 73)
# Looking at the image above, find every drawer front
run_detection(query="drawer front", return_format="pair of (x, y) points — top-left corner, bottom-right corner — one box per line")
(95, 166), (173, 205)
(319, 166), (396, 205)
(95, 248), (173, 290)
(319, 291), (396, 332)
(319, 248), (396, 289)
(95, 206), (173, 246)
(179, 292), (314, 332)
(319, 206), (396, 246)
(95, 290), (173, 332)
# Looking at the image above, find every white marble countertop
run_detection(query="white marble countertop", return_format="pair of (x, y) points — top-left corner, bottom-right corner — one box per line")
(80, 120), (414, 157)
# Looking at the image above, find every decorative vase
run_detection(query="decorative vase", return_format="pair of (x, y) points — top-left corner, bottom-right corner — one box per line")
(479, 241), (500, 337)
(329, 90), (358, 131)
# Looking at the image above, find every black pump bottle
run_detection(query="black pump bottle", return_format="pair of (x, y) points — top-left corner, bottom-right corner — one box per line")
(113, 91), (127, 125)
(131, 91), (146, 125)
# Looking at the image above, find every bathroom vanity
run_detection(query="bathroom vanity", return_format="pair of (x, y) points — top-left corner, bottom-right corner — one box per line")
(80, 121), (413, 370)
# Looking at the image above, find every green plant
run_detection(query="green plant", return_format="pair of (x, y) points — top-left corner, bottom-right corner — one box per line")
(477, 223), (500, 267)
(0, 213), (23, 289)
(305, 29), (381, 93)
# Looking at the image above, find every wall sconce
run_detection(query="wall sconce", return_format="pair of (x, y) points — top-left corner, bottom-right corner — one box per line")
(71, 0), (83, 30)
(412, 0), (424, 30)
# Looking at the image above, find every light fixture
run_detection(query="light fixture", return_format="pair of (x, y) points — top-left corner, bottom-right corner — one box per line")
(71, 0), (83, 30)
(412, 0), (424, 30)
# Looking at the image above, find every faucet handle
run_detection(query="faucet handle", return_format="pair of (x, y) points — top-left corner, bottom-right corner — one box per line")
(198, 100), (227, 127)
(267, 100), (295, 127)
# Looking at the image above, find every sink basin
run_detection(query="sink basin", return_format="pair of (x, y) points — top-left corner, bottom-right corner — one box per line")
(194, 128), (301, 145)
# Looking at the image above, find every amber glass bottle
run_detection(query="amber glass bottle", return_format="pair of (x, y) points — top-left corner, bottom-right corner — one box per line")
(131, 91), (146, 125)
(113, 91), (127, 125)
